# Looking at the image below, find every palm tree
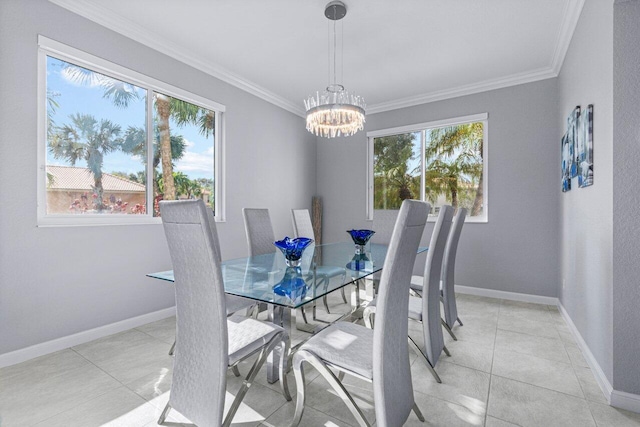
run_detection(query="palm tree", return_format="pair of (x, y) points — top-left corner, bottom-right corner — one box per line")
(49, 114), (122, 212)
(425, 123), (483, 215)
(61, 63), (213, 201)
(121, 125), (187, 197)
(373, 133), (418, 208)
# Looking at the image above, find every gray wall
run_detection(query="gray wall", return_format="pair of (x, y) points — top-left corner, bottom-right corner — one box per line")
(557, 0), (614, 383)
(0, 0), (316, 355)
(613, 0), (640, 396)
(317, 79), (560, 297)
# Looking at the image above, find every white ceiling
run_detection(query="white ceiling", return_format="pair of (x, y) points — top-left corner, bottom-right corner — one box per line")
(49, 0), (584, 116)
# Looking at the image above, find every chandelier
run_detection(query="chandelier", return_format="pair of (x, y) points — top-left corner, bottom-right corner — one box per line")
(304, 1), (366, 138)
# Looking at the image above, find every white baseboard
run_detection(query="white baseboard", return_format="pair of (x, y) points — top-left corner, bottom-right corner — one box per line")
(558, 303), (640, 414)
(557, 303), (613, 401)
(455, 284), (558, 305)
(611, 390), (640, 414)
(0, 306), (176, 369)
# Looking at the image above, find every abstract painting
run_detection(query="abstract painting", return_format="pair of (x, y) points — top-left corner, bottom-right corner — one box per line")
(562, 132), (572, 192)
(577, 104), (594, 188)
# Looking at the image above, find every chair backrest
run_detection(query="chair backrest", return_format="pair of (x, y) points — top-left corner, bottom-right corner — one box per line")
(421, 205), (454, 366)
(160, 199), (228, 427)
(206, 207), (222, 263)
(373, 199), (429, 427)
(441, 208), (466, 327)
(243, 208), (276, 256)
(291, 209), (315, 240)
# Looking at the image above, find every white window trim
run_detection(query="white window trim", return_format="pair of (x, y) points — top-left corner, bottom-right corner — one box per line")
(37, 36), (226, 226)
(366, 113), (489, 223)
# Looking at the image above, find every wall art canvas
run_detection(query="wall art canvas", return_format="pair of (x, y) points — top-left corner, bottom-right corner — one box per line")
(568, 106), (580, 178)
(577, 104), (594, 187)
(562, 132), (572, 192)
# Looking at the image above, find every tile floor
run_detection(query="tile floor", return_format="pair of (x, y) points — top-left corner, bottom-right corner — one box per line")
(2, 293), (640, 427)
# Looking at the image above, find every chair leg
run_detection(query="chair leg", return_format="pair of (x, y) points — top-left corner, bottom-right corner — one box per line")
(223, 332), (290, 427)
(441, 318), (457, 341)
(341, 286), (348, 304)
(323, 295), (331, 314)
(293, 350), (370, 427)
(279, 338), (292, 401)
(232, 365), (241, 377)
(300, 306), (308, 324)
(168, 340), (176, 356)
(363, 306), (376, 329)
(412, 402), (426, 422)
(456, 316), (464, 326)
(158, 403), (171, 424)
(408, 336), (442, 383)
(291, 351), (307, 427)
(443, 345), (451, 357)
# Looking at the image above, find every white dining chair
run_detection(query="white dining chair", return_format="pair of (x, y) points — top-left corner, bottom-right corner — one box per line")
(364, 205), (453, 383)
(290, 200), (429, 427)
(291, 208), (348, 312)
(158, 200), (291, 427)
(409, 207), (467, 340)
(167, 206), (255, 357)
(243, 208), (310, 324)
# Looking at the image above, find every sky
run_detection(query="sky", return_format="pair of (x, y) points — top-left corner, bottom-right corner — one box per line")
(46, 56), (214, 181)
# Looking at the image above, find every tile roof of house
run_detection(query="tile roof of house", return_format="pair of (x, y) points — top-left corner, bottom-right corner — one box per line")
(46, 166), (145, 192)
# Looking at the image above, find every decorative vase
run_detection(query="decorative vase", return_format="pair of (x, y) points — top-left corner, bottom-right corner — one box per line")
(273, 266), (308, 301)
(346, 252), (373, 271)
(346, 229), (375, 254)
(274, 237), (314, 267)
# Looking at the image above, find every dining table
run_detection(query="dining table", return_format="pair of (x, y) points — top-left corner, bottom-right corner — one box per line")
(147, 241), (427, 383)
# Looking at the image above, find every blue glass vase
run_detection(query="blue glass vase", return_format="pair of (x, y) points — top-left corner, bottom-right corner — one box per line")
(274, 237), (314, 267)
(346, 229), (375, 254)
(346, 253), (373, 271)
(273, 266), (308, 301)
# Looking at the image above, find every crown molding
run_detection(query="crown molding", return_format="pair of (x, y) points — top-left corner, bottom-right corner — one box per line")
(366, 67), (558, 115)
(48, 0), (306, 117)
(550, 0), (586, 74)
(49, 0), (584, 118)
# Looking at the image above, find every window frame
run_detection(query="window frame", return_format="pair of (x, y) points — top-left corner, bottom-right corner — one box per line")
(366, 113), (488, 223)
(37, 36), (226, 226)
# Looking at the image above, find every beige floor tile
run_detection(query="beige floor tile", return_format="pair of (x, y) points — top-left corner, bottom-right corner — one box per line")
(574, 366), (608, 404)
(588, 401), (640, 427)
(498, 304), (555, 324)
(484, 416), (520, 426)
(72, 329), (173, 384)
(558, 330), (576, 344)
(439, 339), (494, 373)
(411, 358), (490, 412)
(124, 367), (173, 403)
(497, 313), (561, 340)
(563, 342), (590, 368)
(407, 392), (485, 426)
(32, 386), (160, 427)
(0, 361), (121, 426)
(261, 402), (354, 427)
(301, 373), (376, 426)
(135, 316), (176, 344)
(487, 375), (595, 427)
(492, 349), (583, 398)
(0, 349), (89, 383)
(495, 329), (569, 363)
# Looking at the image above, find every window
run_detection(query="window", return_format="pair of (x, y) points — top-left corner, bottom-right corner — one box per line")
(37, 37), (225, 225)
(367, 113), (488, 222)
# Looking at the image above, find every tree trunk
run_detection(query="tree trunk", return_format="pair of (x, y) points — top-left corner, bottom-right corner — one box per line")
(471, 172), (484, 216)
(94, 177), (105, 212)
(156, 95), (175, 200)
(450, 178), (458, 210)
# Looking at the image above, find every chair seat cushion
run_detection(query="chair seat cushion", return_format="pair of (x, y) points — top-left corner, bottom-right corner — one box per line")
(298, 321), (373, 379)
(225, 295), (255, 316)
(410, 275), (424, 292)
(408, 296), (423, 321)
(227, 315), (285, 365)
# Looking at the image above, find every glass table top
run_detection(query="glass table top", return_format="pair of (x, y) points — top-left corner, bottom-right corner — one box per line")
(148, 241), (427, 309)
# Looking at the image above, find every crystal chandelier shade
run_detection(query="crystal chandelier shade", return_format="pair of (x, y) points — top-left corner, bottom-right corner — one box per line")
(304, 1), (366, 138)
